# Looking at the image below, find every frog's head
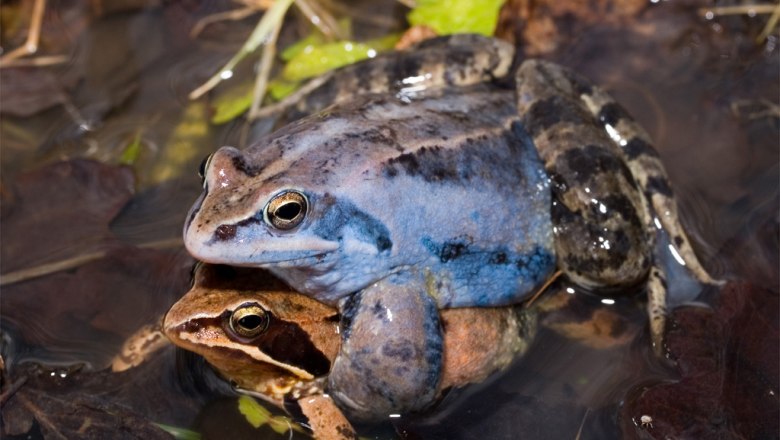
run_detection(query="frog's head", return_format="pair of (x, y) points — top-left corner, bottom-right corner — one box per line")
(184, 143), (394, 298)
(163, 264), (340, 401)
(184, 145), (326, 261)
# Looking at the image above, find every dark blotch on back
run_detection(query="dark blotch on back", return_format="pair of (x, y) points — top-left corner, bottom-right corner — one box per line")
(599, 194), (643, 229)
(381, 122), (534, 185)
(391, 54), (423, 88)
(339, 293), (361, 341)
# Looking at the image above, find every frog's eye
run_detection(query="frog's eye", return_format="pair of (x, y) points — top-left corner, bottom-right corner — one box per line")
(264, 190), (308, 230)
(198, 154), (213, 188)
(229, 303), (270, 338)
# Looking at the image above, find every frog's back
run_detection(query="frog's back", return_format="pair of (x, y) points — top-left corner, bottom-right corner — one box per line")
(194, 86), (555, 306)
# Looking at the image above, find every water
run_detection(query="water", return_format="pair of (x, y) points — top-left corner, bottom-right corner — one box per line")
(1, 1), (776, 439)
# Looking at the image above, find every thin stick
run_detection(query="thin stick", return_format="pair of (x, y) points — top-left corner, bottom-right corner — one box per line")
(0, 0), (46, 62)
(757, 4), (780, 42)
(0, 238), (183, 287)
(250, 70), (333, 119)
(295, 0), (346, 40)
(524, 270), (562, 308)
(699, 4), (778, 16)
(0, 54), (68, 68)
(0, 376), (27, 407)
(248, 16), (283, 120)
(189, 0), (296, 100)
(190, 6), (260, 38)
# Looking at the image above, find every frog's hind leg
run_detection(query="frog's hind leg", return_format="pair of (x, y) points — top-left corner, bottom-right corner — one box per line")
(516, 60), (667, 353)
(646, 265), (668, 355)
(515, 60), (654, 291)
(577, 81), (721, 286)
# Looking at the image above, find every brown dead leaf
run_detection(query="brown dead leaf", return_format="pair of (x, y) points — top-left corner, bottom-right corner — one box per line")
(621, 282), (779, 439)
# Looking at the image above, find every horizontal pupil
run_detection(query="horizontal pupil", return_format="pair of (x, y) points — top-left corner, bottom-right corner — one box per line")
(275, 202), (301, 220)
(239, 315), (264, 329)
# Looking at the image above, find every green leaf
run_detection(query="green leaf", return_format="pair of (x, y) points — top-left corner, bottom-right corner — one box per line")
(407, 0), (506, 35)
(237, 396), (305, 436)
(119, 132), (143, 165)
(154, 424), (201, 440)
(281, 34), (399, 82)
(280, 33), (327, 61)
(210, 80), (254, 124)
(238, 395), (273, 429)
(268, 78), (301, 100)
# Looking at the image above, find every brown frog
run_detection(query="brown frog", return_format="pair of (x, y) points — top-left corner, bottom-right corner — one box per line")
(163, 263), (536, 439)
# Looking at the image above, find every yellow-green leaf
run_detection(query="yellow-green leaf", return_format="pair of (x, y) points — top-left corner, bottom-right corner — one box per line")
(407, 0), (506, 36)
(280, 17), (353, 61)
(268, 78), (301, 100)
(119, 132), (143, 165)
(280, 33), (327, 61)
(281, 34), (399, 82)
(210, 80), (254, 124)
(238, 395), (273, 429)
(154, 424), (201, 440)
(237, 396), (305, 436)
(149, 101), (211, 186)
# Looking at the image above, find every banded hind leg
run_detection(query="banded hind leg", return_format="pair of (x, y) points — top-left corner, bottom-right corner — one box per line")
(577, 80), (720, 287)
(515, 60), (669, 353)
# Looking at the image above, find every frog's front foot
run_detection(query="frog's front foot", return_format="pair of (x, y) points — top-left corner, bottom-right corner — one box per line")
(328, 271), (443, 421)
(295, 394), (357, 440)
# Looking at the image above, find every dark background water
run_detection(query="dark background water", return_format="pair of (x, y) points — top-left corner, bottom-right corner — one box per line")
(1, 0), (777, 438)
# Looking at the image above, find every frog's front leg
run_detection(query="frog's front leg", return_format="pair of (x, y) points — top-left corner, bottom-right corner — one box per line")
(295, 394), (357, 440)
(327, 271), (443, 421)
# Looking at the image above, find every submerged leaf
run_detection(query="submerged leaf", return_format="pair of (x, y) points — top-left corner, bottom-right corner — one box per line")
(237, 396), (304, 435)
(150, 101), (211, 184)
(407, 0), (506, 36)
(119, 132), (144, 165)
(211, 80), (254, 124)
(155, 423), (202, 440)
(238, 395), (273, 429)
(621, 282), (779, 439)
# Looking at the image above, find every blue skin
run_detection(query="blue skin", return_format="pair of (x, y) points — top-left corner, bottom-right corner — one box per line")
(322, 121), (553, 419)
